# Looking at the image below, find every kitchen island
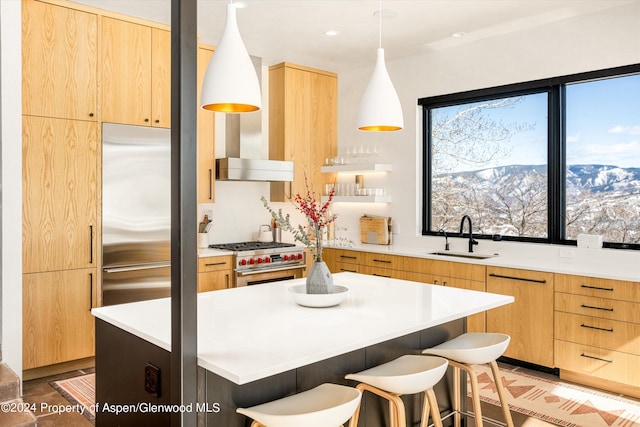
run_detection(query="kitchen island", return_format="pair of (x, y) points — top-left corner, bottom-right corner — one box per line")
(92, 272), (513, 426)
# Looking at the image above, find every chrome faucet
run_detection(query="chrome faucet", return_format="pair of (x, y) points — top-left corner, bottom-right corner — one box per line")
(459, 215), (478, 253)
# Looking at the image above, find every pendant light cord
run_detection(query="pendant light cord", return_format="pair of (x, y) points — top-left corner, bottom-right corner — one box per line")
(378, 0), (382, 49)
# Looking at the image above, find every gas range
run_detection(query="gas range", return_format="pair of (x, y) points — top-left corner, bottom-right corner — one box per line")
(208, 241), (306, 271)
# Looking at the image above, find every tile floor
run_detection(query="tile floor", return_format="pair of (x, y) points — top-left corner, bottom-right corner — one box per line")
(22, 367), (94, 426)
(20, 363), (639, 427)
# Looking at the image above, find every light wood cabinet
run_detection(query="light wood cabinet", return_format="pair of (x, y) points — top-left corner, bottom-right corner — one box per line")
(22, 0), (98, 121)
(101, 17), (170, 127)
(554, 274), (640, 397)
(361, 252), (403, 279)
(404, 257), (486, 332)
(23, 268), (96, 370)
(198, 256), (233, 292)
(486, 266), (554, 367)
(329, 249), (364, 274)
(197, 46), (216, 203)
(22, 116), (98, 273)
(151, 28), (171, 127)
(269, 63), (337, 201)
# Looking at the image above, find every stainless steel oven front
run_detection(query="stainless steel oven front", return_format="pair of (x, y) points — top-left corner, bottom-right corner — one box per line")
(235, 264), (306, 287)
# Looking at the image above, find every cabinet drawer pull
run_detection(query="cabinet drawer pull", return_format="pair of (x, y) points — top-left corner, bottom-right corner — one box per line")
(373, 273), (391, 278)
(580, 353), (613, 363)
(340, 255), (357, 260)
(205, 262), (227, 267)
(373, 259), (391, 264)
(89, 272), (93, 312)
(580, 323), (613, 333)
(208, 169), (213, 200)
(340, 268), (357, 273)
(488, 273), (546, 284)
(581, 304), (614, 312)
(580, 284), (614, 292)
(89, 225), (94, 264)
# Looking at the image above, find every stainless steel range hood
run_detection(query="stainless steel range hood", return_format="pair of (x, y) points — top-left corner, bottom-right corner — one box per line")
(216, 157), (293, 181)
(215, 56), (293, 182)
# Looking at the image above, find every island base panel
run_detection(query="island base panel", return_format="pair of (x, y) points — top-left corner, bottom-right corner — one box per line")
(202, 320), (464, 426)
(95, 319), (172, 427)
(96, 318), (464, 426)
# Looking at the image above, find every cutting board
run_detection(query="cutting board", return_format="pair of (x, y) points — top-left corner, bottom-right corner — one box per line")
(360, 215), (392, 245)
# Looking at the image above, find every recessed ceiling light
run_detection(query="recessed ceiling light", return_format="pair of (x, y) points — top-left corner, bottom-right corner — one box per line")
(451, 32), (466, 38)
(325, 30), (339, 37)
(373, 9), (400, 20)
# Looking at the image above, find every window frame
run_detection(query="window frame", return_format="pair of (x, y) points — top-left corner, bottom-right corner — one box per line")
(419, 63), (640, 250)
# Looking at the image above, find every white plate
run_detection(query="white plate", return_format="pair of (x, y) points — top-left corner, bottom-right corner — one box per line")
(288, 284), (349, 308)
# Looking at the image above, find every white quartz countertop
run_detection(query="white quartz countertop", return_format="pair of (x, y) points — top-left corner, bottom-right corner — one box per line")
(197, 248), (234, 257)
(92, 272), (513, 385)
(334, 243), (640, 282)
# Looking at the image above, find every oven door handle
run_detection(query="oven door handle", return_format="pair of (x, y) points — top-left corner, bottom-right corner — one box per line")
(236, 265), (306, 277)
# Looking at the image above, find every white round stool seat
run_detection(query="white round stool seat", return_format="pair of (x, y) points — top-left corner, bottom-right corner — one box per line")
(422, 333), (510, 365)
(345, 355), (448, 395)
(236, 383), (362, 427)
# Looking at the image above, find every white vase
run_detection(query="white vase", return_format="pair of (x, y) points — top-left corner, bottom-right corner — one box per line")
(306, 260), (334, 294)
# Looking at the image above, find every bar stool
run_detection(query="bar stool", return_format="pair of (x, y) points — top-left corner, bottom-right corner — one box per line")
(236, 383), (362, 427)
(345, 355), (448, 427)
(422, 333), (514, 427)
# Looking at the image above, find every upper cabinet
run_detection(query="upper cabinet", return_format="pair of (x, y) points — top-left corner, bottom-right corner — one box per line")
(22, 0), (98, 121)
(269, 63), (337, 201)
(101, 17), (170, 127)
(197, 46), (216, 203)
(22, 116), (98, 274)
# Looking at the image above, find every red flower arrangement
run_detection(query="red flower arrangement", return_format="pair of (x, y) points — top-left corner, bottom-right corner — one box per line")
(262, 178), (337, 262)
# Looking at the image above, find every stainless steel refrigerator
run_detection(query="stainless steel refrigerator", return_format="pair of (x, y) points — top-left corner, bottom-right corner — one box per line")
(102, 123), (171, 305)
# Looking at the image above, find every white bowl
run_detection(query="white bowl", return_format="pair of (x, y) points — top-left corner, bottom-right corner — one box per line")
(289, 284), (349, 308)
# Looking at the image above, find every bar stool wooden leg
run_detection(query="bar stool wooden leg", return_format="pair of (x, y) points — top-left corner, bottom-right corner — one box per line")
(424, 388), (444, 427)
(350, 383), (407, 427)
(452, 365), (461, 427)
(348, 384), (366, 427)
(449, 360), (483, 427)
(489, 361), (514, 427)
(389, 399), (398, 427)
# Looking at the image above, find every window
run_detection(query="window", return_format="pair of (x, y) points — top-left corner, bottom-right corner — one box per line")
(429, 93), (548, 238)
(419, 64), (640, 249)
(565, 74), (640, 244)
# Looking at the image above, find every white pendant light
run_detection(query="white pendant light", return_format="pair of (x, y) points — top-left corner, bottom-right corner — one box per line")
(357, 2), (403, 131)
(201, 2), (261, 113)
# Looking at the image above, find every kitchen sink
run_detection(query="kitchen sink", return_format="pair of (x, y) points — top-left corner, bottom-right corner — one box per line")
(428, 251), (498, 260)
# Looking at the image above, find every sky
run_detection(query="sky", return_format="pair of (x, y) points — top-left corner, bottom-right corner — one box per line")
(433, 73), (640, 173)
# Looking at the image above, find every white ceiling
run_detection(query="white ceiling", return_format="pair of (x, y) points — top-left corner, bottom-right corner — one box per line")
(72, 0), (635, 73)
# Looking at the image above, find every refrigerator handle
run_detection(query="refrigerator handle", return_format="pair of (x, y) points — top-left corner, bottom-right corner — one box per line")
(103, 262), (172, 273)
(89, 225), (94, 264)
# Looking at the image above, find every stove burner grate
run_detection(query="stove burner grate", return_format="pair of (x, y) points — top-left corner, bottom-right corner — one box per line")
(209, 241), (296, 252)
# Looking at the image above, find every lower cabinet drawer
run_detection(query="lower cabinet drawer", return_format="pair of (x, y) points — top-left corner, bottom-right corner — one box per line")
(361, 265), (403, 279)
(363, 253), (403, 271)
(555, 340), (640, 387)
(555, 311), (640, 355)
(555, 292), (640, 324)
(198, 256), (233, 272)
(334, 261), (360, 274)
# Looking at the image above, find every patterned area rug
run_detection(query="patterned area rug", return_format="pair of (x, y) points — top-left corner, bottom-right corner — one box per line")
(50, 373), (95, 422)
(473, 365), (640, 427)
